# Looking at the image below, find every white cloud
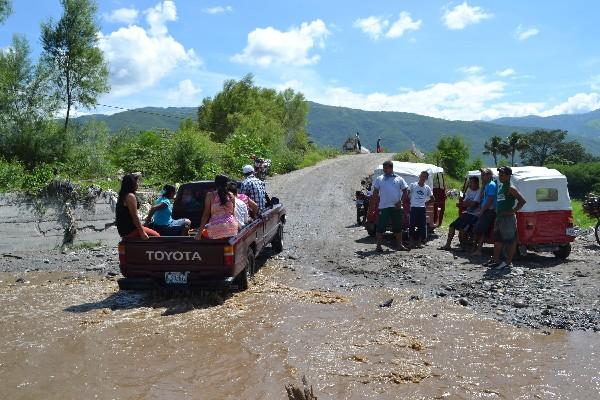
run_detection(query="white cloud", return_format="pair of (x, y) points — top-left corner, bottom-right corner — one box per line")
(386, 12), (422, 38)
(277, 73), (600, 120)
(353, 16), (388, 40)
(232, 20), (330, 66)
(443, 2), (492, 30)
(144, 0), (177, 36)
(104, 8), (139, 25)
(167, 79), (202, 105)
(515, 25), (539, 41)
(496, 68), (516, 77)
(354, 12), (421, 40)
(203, 5), (233, 14)
(541, 93), (600, 116)
(459, 65), (483, 75)
(99, 1), (200, 96)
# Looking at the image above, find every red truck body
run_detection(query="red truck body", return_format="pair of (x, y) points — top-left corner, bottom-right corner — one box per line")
(117, 181), (285, 290)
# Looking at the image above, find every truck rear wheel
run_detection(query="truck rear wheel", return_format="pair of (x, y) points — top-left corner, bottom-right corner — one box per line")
(553, 244), (571, 259)
(236, 248), (255, 291)
(366, 222), (376, 237)
(271, 225), (284, 253)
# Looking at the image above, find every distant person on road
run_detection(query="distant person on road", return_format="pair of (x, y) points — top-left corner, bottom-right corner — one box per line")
(440, 176), (480, 250)
(195, 175), (238, 240)
(355, 132), (362, 152)
(376, 138), (382, 153)
(408, 171), (434, 248)
(116, 173), (159, 239)
(471, 168), (497, 256)
(145, 184), (191, 236)
(228, 181), (258, 228)
(240, 165), (267, 214)
(487, 166), (526, 270)
(373, 160), (409, 252)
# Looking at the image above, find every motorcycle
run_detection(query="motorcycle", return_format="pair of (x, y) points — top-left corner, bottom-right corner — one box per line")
(251, 155), (272, 181)
(355, 190), (368, 225)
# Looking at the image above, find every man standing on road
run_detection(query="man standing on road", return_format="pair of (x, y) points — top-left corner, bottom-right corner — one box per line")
(355, 132), (362, 152)
(240, 165), (267, 214)
(373, 160), (408, 252)
(471, 168), (497, 256)
(376, 138), (382, 153)
(408, 171), (434, 248)
(487, 166), (526, 270)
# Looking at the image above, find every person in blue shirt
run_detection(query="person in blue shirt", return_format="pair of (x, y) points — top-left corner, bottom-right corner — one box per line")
(471, 168), (497, 256)
(145, 184), (191, 236)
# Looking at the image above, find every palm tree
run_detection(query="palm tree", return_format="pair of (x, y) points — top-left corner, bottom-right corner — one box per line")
(483, 136), (506, 166)
(505, 132), (529, 166)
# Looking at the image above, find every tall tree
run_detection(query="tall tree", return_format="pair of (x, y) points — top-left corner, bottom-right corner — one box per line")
(482, 136), (506, 166)
(0, 0), (12, 24)
(0, 35), (60, 167)
(504, 132), (529, 166)
(520, 129), (568, 166)
(41, 0), (109, 132)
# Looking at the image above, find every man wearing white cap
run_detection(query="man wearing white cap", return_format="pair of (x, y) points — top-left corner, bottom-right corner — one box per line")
(240, 165), (267, 214)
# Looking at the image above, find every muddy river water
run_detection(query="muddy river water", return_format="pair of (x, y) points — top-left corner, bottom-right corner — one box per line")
(1, 154), (599, 399)
(0, 267), (598, 399)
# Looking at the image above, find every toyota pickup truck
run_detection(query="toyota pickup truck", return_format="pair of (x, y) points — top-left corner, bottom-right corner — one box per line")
(117, 181), (285, 291)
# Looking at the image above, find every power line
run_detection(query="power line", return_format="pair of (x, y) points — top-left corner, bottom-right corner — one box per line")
(95, 103), (196, 121)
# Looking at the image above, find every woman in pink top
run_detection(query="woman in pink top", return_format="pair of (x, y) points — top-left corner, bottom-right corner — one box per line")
(195, 175), (238, 240)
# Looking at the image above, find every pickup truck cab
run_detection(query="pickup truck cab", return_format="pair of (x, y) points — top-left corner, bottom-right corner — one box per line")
(117, 181), (285, 291)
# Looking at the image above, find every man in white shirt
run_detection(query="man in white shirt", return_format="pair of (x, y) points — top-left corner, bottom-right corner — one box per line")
(372, 161), (408, 252)
(440, 176), (481, 250)
(408, 171), (434, 248)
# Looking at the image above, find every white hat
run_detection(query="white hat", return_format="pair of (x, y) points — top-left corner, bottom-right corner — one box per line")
(242, 165), (255, 174)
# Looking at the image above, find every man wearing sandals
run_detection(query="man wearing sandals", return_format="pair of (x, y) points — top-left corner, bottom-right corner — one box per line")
(373, 161), (409, 252)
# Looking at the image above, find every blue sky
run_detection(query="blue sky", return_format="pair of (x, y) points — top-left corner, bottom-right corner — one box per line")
(1, 0), (599, 120)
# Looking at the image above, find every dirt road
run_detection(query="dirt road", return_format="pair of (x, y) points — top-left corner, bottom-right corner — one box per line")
(1, 153), (599, 399)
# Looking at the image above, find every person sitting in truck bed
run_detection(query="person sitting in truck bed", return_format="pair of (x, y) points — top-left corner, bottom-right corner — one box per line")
(228, 181), (258, 229)
(116, 173), (160, 239)
(195, 175), (238, 240)
(240, 165), (267, 214)
(144, 184), (191, 236)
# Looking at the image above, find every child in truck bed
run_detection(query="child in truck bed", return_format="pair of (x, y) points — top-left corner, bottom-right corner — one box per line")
(145, 184), (191, 236)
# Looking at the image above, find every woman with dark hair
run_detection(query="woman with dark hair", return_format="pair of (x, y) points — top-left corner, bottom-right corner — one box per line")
(195, 175), (238, 240)
(145, 184), (191, 236)
(116, 173), (159, 239)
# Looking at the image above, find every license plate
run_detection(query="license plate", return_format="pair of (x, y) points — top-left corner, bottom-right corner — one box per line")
(165, 271), (189, 284)
(566, 227), (578, 237)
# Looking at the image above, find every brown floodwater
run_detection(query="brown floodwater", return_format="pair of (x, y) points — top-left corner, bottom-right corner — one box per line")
(0, 264), (598, 400)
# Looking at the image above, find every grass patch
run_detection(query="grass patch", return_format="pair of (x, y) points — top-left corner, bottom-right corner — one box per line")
(298, 147), (339, 169)
(442, 197), (460, 228)
(67, 240), (104, 251)
(572, 199), (596, 228)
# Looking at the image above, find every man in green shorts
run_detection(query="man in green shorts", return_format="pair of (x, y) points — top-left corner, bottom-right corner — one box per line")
(489, 166), (526, 270)
(373, 161), (409, 252)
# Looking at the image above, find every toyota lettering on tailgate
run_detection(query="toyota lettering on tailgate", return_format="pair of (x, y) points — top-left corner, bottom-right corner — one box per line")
(145, 251), (202, 262)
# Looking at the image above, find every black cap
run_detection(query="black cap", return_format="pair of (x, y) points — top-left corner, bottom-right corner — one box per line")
(497, 166), (513, 175)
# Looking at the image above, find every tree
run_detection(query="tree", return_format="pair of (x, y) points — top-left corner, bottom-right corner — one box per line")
(0, 35), (61, 168)
(435, 135), (470, 179)
(504, 132), (529, 166)
(520, 129), (568, 166)
(0, 0), (12, 24)
(41, 0), (109, 132)
(482, 136), (507, 167)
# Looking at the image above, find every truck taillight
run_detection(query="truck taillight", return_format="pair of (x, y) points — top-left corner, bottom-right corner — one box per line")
(567, 216), (574, 227)
(224, 245), (234, 266)
(118, 244), (125, 264)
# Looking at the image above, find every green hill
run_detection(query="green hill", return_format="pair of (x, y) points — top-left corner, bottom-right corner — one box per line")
(491, 108), (600, 138)
(72, 102), (600, 157)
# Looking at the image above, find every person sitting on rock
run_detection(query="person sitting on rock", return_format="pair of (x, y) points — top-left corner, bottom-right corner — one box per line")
(440, 176), (480, 250)
(145, 184), (191, 236)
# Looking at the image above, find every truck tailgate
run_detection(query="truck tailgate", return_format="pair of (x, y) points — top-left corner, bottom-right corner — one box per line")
(123, 237), (224, 267)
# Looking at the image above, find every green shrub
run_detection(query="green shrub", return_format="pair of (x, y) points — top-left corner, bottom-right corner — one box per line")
(168, 128), (223, 182)
(549, 162), (600, 199)
(0, 159), (26, 191)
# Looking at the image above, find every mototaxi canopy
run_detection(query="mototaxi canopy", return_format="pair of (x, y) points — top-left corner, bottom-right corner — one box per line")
(374, 161), (444, 187)
(467, 166), (572, 212)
